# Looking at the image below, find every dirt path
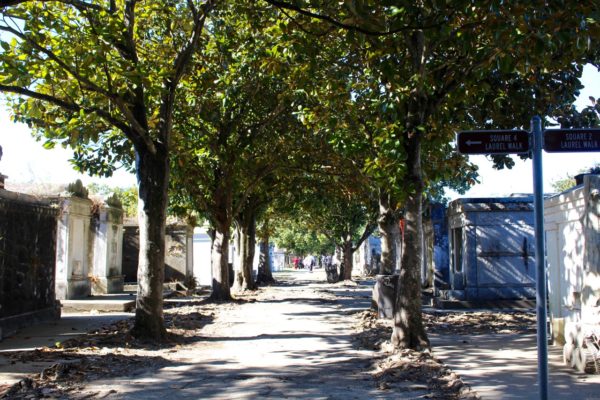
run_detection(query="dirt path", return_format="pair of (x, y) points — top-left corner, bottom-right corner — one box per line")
(3, 270), (475, 399)
(72, 270), (384, 399)
(1, 266), (596, 400)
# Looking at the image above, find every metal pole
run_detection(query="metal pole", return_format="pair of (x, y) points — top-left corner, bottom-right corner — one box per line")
(532, 115), (548, 400)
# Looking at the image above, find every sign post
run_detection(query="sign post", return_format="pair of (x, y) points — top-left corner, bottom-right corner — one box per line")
(531, 116), (549, 400)
(458, 123), (548, 399)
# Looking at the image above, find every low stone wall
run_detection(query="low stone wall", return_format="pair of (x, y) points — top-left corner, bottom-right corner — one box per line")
(0, 190), (60, 339)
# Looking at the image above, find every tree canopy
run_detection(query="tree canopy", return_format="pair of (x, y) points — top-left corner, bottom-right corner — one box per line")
(1, 0), (216, 340)
(1, 0), (598, 346)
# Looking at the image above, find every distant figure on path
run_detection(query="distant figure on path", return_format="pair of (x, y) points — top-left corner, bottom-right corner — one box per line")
(303, 255), (315, 272)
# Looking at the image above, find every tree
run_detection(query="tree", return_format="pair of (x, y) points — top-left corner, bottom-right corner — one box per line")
(551, 174), (577, 193)
(232, 194), (269, 292)
(168, 2), (309, 300)
(272, 219), (335, 258)
(255, 211), (276, 284)
(0, 0), (214, 340)
(88, 183), (138, 218)
(291, 164), (378, 281)
(261, 1), (599, 350)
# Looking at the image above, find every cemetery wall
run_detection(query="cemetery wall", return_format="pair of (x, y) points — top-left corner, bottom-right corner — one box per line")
(0, 189), (60, 338)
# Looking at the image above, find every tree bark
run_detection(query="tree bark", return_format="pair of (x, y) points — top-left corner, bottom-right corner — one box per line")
(234, 214), (257, 291)
(340, 239), (354, 281)
(378, 189), (400, 275)
(210, 223), (232, 301)
(132, 146), (168, 340)
(256, 236), (275, 284)
(243, 217), (257, 288)
(391, 132), (430, 350)
(232, 226), (243, 290)
(392, 217), (404, 271)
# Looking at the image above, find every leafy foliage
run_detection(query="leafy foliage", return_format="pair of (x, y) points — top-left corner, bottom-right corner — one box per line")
(65, 179), (88, 198)
(0, 1), (210, 175)
(272, 220), (335, 257)
(0, 0), (216, 339)
(88, 183), (138, 217)
(552, 93), (600, 129)
(168, 2), (307, 230)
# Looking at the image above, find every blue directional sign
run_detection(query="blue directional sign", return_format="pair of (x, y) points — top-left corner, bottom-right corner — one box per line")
(457, 130), (530, 155)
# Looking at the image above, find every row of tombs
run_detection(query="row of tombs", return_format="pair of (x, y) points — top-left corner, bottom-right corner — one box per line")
(363, 173), (599, 373)
(434, 173), (599, 357)
(1, 174), (599, 371)
(0, 186), (195, 339)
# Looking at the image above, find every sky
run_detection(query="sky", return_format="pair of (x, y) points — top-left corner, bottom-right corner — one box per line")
(0, 109), (136, 188)
(0, 65), (598, 195)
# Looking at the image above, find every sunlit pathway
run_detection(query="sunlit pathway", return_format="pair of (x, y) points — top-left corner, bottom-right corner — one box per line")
(77, 270), (388, 399)
(431, 329), (600, 399)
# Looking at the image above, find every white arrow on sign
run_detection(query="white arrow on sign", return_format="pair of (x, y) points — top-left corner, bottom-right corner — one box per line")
(466, 140), (482, 146)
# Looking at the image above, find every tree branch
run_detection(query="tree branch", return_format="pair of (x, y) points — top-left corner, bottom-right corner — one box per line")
(352, 222), (377, 252)
(277, 5), (335, 37)
(158, 0), (214, 149)
(0, 0), (105, 11)
(0, 84), (132, 135)
(186, 0), (197, 20)
(1, 22), (151, 150)
(121, 0), (139, 63)
(233, 164), (276, 218)
(263, 0), (450, 36)
(0, 23), (112, 98)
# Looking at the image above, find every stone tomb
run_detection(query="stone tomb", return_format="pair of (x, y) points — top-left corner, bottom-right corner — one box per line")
(122, 221), (194, 284)
(53, 196), (93, 299)
(90, 204), (124, 294)
(441, 196), (536, 302)
(545, 174), (600, 354)
(52, 196), (126, 299)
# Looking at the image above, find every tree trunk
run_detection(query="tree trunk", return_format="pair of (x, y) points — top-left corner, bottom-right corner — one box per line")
(378, 190), (399, 275)
(243, 217), (257, 289)
(391, 133), (430, 350)
(340, 239), (354, 281)
(210, 223), (232, 301)
(256, 217), (275, 284)
(256, 237), (275, 284)
(392, 218), (404, 271)
(132, 147), (168, 340)
(233, 225), (243, 290)
(234, 214), (257, 291)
